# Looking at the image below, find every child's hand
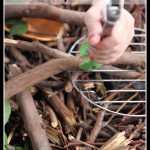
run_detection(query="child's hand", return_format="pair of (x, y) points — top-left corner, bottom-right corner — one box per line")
(84, 1), (135, 64)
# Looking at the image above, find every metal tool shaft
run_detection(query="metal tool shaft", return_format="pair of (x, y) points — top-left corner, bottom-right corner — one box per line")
(102, 0), (121, 37)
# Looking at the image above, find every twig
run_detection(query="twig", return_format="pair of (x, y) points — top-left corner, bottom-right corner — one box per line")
(37, 80), (65, 88)
(105, 125), (118, 134)
(45, 37), (78, 47)
(65, 72), (80, 93)
(88, 105), (108, 142)
(121, 103), (141, 121)
(5, 4), (85, 26)
(105, 92), (138, 125)
(100, 65), (142, 79)
(75, 122), (111, 138)
(41, 86), (76, 127)
(130, 139), (145, 145)
(76, 128), (83, 141)
(66, 93), (76, 114)
(64, 140), (100, 150)
(8, 64), (51, 150)
(9, 46), (32, 68)
(102, 74), (145, 103)
(118, 117), (139, 126)
(58, 91), (65, 103)
(56, 29), (66, 52)
(5, 38), (71, 58)
(45, 105), (58, 128)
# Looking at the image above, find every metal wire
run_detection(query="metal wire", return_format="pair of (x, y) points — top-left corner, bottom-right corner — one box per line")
(68, 28), (146, 117)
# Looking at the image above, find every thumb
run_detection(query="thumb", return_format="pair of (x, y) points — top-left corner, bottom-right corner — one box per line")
(84, 6), (103, 46)
(88, 33), (101, 46)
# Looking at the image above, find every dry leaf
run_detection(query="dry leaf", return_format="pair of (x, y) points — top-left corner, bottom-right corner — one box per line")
(5, 17), (64, 41)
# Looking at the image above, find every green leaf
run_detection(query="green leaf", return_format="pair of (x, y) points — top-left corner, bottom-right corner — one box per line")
(5, 0), (24, 4)
(15, 146), (24, 150)
(24, 139), (31, 150)
(4, 100), (11, 125)
(5, 18), (22, 25)
(79, 41), (103, 71)
(79, 59), (103, 71)
(80, 41), (90, 56)
(9, 21), (28, 36)
(4, 132), (8, 150)
(4, 132), (8, 145)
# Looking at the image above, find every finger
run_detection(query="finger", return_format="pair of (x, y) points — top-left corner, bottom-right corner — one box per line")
(95, 9), (134, 50)
(84, 5), (103, 45)
(92, 40), (131, 64)
(93, 50), (125, 64)
(92, 25), (134, 57)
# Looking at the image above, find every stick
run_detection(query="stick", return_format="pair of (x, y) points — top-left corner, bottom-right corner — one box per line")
(5, 4), (85, 26)
(5, 56), (86, 99)
(100, 65), (142, 79)
(5, 39), (145, 66)
(41, 87), (76, 126)
(8, 64), (51, 150)
(5, 53), (145, 100)
(5, 38), (71, 58)
(87, 105), (108, 142)
(45, 105), (58, 128)
(9, 46), (31, 67)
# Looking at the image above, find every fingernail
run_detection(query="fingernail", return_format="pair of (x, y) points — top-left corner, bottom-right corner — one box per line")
(89, 55), (94, 60)
(91, 46), (97, 49)
(88, 34), (95, 40)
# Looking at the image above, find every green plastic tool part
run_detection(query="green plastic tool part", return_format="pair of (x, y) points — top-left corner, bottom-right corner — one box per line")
(79, 41), (103, 71)
(79, 41), (89, 56)
(79, 59), (103, 71)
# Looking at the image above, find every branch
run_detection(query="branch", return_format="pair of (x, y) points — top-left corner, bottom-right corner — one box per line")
(5, 38), (71, 58)
(5, 56), (86, 99)
(41, 87), (76, 126)
(5, 38), (145, 66)
(8, 64), (51, 150)
(5, 4), (85, 26)
(5, 51), (145, 100)
(88, 105), (108, 142)
(100, 65), (142, 79)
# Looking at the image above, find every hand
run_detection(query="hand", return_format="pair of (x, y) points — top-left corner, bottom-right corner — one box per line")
(84, 0), (135, 64)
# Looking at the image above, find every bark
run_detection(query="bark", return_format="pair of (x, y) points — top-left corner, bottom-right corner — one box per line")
(5, 56), (86, 99)
(5, 52), (145, 100)
(5, 4), (85, 26)
(5, 38), (71, 58)
(8, 64), (51, 150)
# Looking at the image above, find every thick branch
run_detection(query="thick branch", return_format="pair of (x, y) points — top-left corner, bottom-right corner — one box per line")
(5, 39), (145, 66)
(5, 4), (85, 26)
(5, 52), (145, 100)
(8, 65), (51, 150)
(5, 56), (86, 99)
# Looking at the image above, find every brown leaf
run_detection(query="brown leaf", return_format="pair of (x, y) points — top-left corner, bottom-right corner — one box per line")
(5, 17), (64, 41)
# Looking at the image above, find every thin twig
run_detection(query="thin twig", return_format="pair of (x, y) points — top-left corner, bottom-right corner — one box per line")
(88, 104), (108, 142)
(5, 38), (71, 58)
